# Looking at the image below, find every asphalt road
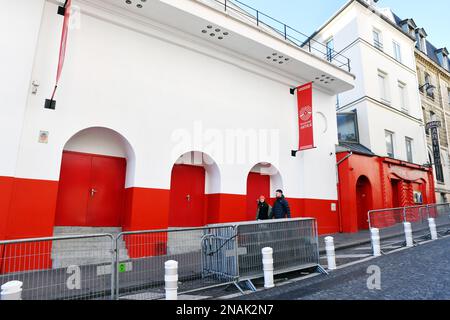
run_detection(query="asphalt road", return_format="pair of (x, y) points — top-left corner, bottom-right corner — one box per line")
(236, 236), (450, 300)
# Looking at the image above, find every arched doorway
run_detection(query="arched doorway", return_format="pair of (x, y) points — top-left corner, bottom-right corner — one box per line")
(55, 127), (134, 227)
(246, 163), (283, 221)
(356, 176), (372, 230)
(169, 151), (220, 228)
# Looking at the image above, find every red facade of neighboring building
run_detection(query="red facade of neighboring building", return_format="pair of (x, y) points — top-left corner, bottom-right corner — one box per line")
(336, 151), (436, 234)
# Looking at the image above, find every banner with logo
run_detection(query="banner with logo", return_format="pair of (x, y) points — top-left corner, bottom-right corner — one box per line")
(296, 82), (314, 151)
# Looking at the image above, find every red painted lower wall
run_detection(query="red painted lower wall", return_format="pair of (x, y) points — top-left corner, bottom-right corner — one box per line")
(337, 152), (436, 234)
(0, 175), (342, 269)
(0, 177), (58, 273)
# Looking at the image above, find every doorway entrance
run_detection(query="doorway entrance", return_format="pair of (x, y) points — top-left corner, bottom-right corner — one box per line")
(356, 176), (372, 230)
(246, 173), (270, 220)
(169, 165), (206, 228)
(55, 151), (126, 227)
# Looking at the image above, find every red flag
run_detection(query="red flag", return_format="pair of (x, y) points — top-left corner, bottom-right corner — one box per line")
(296, 82), (314, 151)
(51, 0), (72, 100)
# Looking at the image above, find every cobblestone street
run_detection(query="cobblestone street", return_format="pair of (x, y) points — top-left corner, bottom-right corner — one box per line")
(236, 236), (450, 300)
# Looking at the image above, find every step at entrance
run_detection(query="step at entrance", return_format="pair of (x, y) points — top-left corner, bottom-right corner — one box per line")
(51, 227), (129, 269)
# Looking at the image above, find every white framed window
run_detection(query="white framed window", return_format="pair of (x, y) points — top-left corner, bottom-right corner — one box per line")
(443, 56), (449, 71)
(373, 29), (383, 50)
(398, 81), (408, 113)
(416, 34), (427, 53)
(393, 41), (402, 62)
(405, 137), (413, 163)
(378, 70), (389, 103)
(385, 130), (395, 158)
(447, 88), (450, 105)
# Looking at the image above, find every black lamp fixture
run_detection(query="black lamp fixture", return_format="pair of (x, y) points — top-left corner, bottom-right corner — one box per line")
(57, 0), (69, 15)
(419, 82), (435, 92)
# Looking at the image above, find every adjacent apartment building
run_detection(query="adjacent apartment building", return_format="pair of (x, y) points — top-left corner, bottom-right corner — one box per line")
(306, 0), (436, 233)
(412, 25), (450, 203)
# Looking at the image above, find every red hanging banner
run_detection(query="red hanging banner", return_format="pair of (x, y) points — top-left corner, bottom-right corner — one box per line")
(50, 0), (72, 101)
(296, 82), (314, 151)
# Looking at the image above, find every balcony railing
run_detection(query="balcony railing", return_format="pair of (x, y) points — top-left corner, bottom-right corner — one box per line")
(207, 0), (352, 72)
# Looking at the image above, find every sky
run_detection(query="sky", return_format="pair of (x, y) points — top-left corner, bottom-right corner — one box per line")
(237, 0), (450, 49)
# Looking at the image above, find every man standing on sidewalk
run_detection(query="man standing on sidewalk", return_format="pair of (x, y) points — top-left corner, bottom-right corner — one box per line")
(272, 189), (291, 219)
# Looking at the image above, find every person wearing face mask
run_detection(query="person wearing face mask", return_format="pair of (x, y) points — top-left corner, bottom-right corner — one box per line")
(256, 195), (272, 220)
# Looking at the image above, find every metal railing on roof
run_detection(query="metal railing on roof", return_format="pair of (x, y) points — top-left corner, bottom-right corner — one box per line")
(208, 0), (352, 72)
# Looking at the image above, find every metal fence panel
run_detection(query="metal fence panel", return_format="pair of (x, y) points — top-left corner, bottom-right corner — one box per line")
(115, 226), (238, 300)
(233, 218), (319, 280)
(426, 203), (450, 234)
(0, 234), (115, 300)
(368, 203), (450, 251)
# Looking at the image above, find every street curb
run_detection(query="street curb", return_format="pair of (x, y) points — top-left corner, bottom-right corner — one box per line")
(318, 223), (450, 254)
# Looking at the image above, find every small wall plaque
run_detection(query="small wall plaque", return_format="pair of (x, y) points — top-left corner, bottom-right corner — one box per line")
(38, 131), (49, 144)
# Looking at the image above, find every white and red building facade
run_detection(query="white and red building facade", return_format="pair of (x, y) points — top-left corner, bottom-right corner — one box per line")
(307, 0), (436, 233)
(0, 0), (356, 241)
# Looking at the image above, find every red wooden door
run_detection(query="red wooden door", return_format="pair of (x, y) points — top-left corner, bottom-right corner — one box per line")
(87, 156), (126, 227)
(246, 173), (270, 221)
(356, 176), (371, 230)
(55, 152), (92, 226)
(56, 151), (126, 227)
(169, 165), (205, 227)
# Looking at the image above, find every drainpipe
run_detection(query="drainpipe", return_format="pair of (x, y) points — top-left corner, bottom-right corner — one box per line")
(336, 151), (353, 233)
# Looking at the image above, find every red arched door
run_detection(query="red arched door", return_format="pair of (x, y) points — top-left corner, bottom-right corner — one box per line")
(246, 173), (270, 221)
(55, 151), (126, 227)
(356, 176), (372, 230)
(169, 165), (206, 227)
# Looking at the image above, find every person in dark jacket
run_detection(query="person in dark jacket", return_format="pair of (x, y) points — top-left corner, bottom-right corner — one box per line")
(256, 196), (272, 220)
(272, 189), (291, 219)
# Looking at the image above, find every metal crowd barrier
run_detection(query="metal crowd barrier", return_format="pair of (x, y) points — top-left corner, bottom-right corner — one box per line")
(230, 218), (320, 281)
(368, 203), (450, 251)
(0, 219), (320, 300)
(114, 226), (238, 300)
(0, 234), (115, 300)
(421, 203), (450, 235)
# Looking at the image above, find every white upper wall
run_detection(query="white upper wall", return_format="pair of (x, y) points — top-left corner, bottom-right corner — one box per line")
(311, 0), (428, 164)
(5, 0), (350, 200)
(0, 0), (46, 177)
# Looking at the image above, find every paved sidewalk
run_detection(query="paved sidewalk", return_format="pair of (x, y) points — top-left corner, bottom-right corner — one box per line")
(236, 236), (450, 300)
(318, 221), (450, 253)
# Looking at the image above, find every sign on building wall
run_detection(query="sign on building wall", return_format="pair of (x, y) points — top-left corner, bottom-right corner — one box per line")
(296, 82), (315, 151)
(426, 121), (444, 181)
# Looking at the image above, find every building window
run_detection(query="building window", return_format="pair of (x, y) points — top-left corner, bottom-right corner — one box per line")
(378, 70), (389, 103)
(436, 163), (445, 183)
(437, 51), (449, 70)
(393, 41), (402, 62)
(326, 38), (334, 62)
(448, 88), (450, 105)
(373, 29), (383, 50)
(398, 81), (408, 113)
(424, 73), (435, 99)
(405, 137), (413, 163)
(430, 110), (437, 121)
(385, 130), (395, 158)
(337, 112), (359, 143)
(416, 32), (427, 53)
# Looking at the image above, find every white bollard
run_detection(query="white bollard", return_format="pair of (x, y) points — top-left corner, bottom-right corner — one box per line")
(404, 222), (414, 247)
(1, 281), (23, 300)
(165, 260), (178, 300)
(371, 228), (381, 257)
(428, 218), (438, 240)
(261, 247), (274, 289)
(324, 237), (337, 270)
